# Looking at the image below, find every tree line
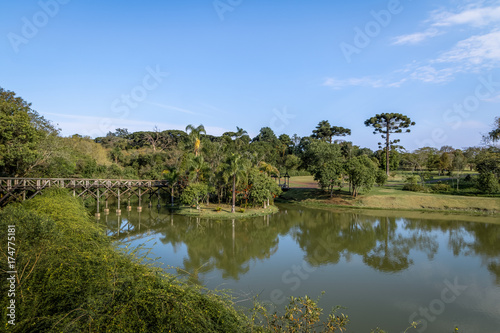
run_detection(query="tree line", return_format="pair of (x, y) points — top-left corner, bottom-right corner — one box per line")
(1, 87), (499, 206)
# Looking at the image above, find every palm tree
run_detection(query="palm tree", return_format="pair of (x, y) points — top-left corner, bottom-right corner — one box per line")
(185, 124), (206, 156)
(189, 155), (210, 181)
(224, 154), (248, 213)
(163, 168), (179, 206)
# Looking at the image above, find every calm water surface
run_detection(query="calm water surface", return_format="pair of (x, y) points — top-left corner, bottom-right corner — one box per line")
(100, 204), (500, 333)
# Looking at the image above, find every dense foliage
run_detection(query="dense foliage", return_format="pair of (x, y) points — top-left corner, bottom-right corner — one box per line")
(1, 87), (499, 202)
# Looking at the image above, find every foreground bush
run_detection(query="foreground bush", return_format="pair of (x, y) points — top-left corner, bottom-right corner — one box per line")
(0, 190), (248, 332)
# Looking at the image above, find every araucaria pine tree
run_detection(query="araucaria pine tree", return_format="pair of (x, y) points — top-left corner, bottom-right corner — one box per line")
(364, 113), (415, 175)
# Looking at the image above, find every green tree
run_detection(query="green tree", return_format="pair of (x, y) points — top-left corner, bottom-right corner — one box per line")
(452, 150), (466, 190)
(223, 154), (249, 213)
(364, 113), (415, 175)
(185, 124), (206, 156)
(346, 155), (378, 197)
(438, 152), (452, 176)
(375, 169), (388, 186)
(304, 141), (343, 196)
(477, 172), (499, 194)
(252, 127), (277, 143)
(0, 87), (57, 176)
(312, 120), (351, 143)
(475, 149), (500, 194)
(248, 167), (282, 208)
(180, 182), (209, 210)
(163, 168), (180, 206)
(484, 116), (500, 143)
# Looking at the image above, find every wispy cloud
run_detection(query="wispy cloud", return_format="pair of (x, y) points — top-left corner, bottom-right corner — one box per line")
(145, 102), (200, 115)
(323, 77), (385, 89)
(328, 2), (500, 88)
(409, 65), (457, 83)
(392, 29), (442, 45)
(436, 30), (500, 67)
(323, 75), (409, 89)
(432, 5), (500, 27)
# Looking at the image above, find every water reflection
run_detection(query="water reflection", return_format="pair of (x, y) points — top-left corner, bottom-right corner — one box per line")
(102, 204), (500, 286)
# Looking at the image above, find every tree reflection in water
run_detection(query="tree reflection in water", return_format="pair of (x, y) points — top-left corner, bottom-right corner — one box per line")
(105, 204), (500, 286)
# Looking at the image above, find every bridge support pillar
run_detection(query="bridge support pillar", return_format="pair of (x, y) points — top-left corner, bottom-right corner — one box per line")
(116, 189), (121, 214)
(104, 198), (109, 214)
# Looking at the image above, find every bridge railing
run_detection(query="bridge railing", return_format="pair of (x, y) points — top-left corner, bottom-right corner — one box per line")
(0, 178), (169, 190)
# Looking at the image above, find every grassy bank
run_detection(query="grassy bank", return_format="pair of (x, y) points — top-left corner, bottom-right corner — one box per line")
(0, 190), (249, 332)
(175, 203), (279, 219)
(279, 176), (500, 215)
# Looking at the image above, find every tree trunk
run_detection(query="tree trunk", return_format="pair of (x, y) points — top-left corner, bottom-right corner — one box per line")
(171, 186), (174, 207)
(231, 174), (236, 213)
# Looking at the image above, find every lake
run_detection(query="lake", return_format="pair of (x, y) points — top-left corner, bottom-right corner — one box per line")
(99, 204), (500, 332)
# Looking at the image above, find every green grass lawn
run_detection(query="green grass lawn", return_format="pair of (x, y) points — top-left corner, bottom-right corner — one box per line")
(284, 175), (500, 214)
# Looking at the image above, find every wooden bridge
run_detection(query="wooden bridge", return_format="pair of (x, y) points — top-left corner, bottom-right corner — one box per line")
(0, 178), (171, 217)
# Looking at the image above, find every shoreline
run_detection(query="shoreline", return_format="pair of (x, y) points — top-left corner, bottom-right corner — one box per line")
(278, 188), (500, 216)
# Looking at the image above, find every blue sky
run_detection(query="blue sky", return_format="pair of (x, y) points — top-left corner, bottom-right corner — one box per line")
(1, 0), (499, 151)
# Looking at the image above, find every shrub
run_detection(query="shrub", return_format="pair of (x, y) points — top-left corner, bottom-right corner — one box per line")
(477, 172), (500, 194)
(431, 183), (451, 192)
(238, 208), (246, 213)
(402, 175), (425, 192)
(404, 175), (420, 184)
(375, 169), (388, 186)
(402, 183), (426, 192)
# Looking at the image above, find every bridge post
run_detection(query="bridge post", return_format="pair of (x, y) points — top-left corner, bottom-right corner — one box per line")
(95, 188), (101, 219)
(137, 188), (142, 212)
(104, 197), (109, 214)
(116, 188), (121, 215)
(127, 196), (132, 211)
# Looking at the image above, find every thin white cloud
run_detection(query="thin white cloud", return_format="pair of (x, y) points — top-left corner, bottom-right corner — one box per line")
(392, 29), (442, 45)
(328, 2), (500, 89)
(392, 3), (500, 45)
(323, 77), (384, 89)
(436, 30), (500, 67)
(432, 5), (500, 27)
(409, 65), (457, 83)
(145, 102), (200, 115)
(323, 75), (410, 89)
